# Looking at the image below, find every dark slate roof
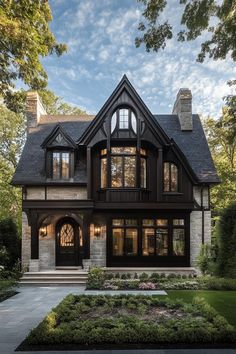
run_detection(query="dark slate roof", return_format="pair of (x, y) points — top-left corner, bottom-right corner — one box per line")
(12, 113), (220, 185)
(12, 118), (93, 185)
(154, 114), (220, 183)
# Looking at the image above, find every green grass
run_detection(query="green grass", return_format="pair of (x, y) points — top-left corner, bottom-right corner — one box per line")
(167, 291), (236, 328)
(0, 279), (17, 302)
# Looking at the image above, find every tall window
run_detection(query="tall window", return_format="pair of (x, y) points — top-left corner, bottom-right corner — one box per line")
(111, 147), (136, 188)
(163, 162), (178, 192)
(100, 149), (107, 188)
(52, 151), (70, 180)
(111, 108), (137, 133)
(142, 219), (168, 256)
(112, 219), (138, 256)
(140, 148), (147, 188)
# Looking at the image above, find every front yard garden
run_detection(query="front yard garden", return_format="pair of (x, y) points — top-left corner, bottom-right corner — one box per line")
(18, 294), (236, 351)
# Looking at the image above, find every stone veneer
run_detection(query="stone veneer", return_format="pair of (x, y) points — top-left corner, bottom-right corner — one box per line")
(22, 212), (31, 271)
(26, 186), (87, 200)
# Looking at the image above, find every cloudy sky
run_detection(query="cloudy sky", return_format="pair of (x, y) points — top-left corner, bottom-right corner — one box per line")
(43, 0), (235, 117)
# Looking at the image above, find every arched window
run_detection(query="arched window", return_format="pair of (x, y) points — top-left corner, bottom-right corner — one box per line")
(163, 162), (178, 192)
(111, 108), (137, 134)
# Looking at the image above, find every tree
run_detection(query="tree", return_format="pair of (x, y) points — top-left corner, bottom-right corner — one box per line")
(203, 106), (236, 211)
(0, 0), (67, 102)
(0, 218), (21, 270)
(136, 0), (236, 63)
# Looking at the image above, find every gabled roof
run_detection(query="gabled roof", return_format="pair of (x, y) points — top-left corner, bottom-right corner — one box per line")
(41, 124), (77, 149)
(78, 75), (170, 146)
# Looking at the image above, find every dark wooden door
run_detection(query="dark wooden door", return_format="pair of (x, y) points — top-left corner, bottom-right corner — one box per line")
(56, 219), (79, 266)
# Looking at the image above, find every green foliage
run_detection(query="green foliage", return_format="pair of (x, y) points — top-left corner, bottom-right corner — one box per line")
(215, 202), (236, 277)
(136, 0), (236, 63)
(197, 243), (216, 275)
(0, 218), (21, 270)
(86, 267), (106, 289)
(25, 294), (236, 346)
(0, 0), (66, 101)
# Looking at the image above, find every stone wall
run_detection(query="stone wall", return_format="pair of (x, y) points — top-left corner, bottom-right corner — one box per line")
(90, 224), (106, 267)
(39, 221), (55, 270)
(27, 187), (45, 200)
(26, 186), (88, 200)
(22, 212), (31, 270)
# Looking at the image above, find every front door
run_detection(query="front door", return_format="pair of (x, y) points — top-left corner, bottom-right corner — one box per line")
(56, 218), (79, 266)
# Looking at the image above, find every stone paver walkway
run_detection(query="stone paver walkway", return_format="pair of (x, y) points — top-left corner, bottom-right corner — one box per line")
(0, 286), (235, 354)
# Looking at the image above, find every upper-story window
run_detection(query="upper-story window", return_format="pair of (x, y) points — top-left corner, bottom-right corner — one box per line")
(163, 162), (178, 192)
(52, 151), (70, 180)
(100, 147), (147, 189)
(111, 108), (137, 134)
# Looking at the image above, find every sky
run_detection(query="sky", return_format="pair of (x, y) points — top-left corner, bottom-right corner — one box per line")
(41, 0), (236, 117)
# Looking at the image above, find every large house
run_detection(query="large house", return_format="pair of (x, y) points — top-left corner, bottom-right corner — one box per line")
(12, 76), (220, 275)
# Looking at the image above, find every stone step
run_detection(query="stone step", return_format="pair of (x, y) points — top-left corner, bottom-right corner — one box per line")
(21, 276), (87, 281)
(20, 280), (86, 285)
(23, 272), (88, 278)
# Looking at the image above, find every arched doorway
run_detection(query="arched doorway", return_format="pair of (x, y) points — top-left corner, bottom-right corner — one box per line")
(56, 217), (81, 266)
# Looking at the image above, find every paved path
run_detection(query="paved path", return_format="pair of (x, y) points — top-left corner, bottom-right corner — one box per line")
(0, 286), (236, 354)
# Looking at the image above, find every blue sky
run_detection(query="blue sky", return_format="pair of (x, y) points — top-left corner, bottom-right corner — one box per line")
(42, 0), (235, 117)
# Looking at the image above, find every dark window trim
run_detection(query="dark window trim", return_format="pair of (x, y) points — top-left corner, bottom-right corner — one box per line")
(51, 150), (71, 180)
(111, 107), (137, 134)
(163, 161), (179, 192)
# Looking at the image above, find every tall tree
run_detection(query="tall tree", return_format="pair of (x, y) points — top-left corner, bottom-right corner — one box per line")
(203, 106), (236, 211)
(135, 0), (236, 63)
(0, 0), (67, 103)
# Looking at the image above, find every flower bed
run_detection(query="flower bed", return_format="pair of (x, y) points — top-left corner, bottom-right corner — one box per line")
(18, 294), (236, 350)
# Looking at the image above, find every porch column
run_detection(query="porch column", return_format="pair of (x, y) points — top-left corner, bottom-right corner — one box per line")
(29, 212), (40, 272)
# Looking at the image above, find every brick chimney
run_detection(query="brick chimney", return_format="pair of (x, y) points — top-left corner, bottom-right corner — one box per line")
(172, 88), (192, 131)
(26, 91), (47, 133)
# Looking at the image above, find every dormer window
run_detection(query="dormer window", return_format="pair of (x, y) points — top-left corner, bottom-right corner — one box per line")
(52, 151), (70, 180)
(111, 108), (137, 134)
(163, 162), (178, 192)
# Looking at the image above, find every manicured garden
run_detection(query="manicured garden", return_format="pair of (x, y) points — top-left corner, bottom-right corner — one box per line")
(18, 294), (236, 351)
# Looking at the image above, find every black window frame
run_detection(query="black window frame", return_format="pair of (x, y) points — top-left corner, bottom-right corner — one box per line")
(111, 107), (137, 134)
(51, 150), (71, 180)
(163, 161), (179, 192)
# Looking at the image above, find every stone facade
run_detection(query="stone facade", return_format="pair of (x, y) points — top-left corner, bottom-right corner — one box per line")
(22, 212), (31, 271)
(26, 187), (87, 200)
(89, 224), (106, 267)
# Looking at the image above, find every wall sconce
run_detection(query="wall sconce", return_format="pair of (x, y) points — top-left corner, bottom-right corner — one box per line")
(94, 225), (101, 238)
(39, 225), (47, 237)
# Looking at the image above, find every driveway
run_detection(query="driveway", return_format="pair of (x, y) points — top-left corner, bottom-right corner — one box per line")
(0, 286), (236, 354)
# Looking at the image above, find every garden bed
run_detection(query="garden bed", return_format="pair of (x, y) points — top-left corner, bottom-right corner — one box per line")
(17, 294), (236, 351)
(0, 280), (18, 302)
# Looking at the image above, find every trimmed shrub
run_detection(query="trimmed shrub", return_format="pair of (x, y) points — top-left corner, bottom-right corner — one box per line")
(197, 243), (216, 275)
(215, 202), (236, 277)
(86, 267), (105, 289)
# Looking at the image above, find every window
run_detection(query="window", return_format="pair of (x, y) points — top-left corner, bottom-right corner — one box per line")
(110, 108), (137, 133)
(111, 147), (136, 188)
(52, 151), (70, 180)
(140, 148), (147, 188)
(163, 162), (178, 192)
(111, 217), (186, 258)
(100, 149), (107, 188)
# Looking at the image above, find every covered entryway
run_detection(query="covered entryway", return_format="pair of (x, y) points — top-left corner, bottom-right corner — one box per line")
(56, 217), (81, 266)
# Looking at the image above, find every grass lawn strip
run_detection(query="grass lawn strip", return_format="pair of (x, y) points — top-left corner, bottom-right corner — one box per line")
(20, 294), (236, 350)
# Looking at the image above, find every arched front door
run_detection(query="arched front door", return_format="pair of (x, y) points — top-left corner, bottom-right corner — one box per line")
(56, 218), (80, 266)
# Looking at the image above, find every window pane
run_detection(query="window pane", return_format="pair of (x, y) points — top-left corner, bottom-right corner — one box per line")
(101, 149), (107, 156)
(61, 152), (69, 179)
(143, 219), (154, 226)
(141, 157), (147, 188)
(125, 229), (138, 256)
(125, 219), (137, 226)
(164, 162), (170, 191)
(101, 158), (107, 188)
(53, 152), (60, 179)
(173, 229), (185, 256)
(111, 147), (136, 154)
(112, 219), (124, 226)
(173, 219), (185, 226)
(131, 112), (137, 133)
(60, 224), (74, 254)
(112, 228), (124, 256)
(171, 163), (178, 191)
(156, 219), (168, 226)
(111, 156), (123, 187)
(140, 148), (146, 156)
(142, 228), (155, 256)
(124, 156), (136, 187)
(119, 109), (129, 129)
(111, 113), (117, 133)
(156, 229), (168, 255)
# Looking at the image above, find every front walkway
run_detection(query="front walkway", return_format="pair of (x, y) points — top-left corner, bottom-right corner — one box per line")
(0, 286), (235, 354)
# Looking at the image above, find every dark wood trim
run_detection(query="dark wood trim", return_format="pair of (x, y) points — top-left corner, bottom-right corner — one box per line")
(23, 200), (94, 209)
(94, 202), (194, 210)
(30, 212), (39, 259)
(87, 147), (92, 199)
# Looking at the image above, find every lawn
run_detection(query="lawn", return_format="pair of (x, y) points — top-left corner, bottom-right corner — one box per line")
(0, 279), (18, 302)
(19, 294), (236, 351)
(167, 290), (236, 329)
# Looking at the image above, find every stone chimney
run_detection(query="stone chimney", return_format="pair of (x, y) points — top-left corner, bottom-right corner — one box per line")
(26, 91), (47, 133)
(172, 88), (192, 131)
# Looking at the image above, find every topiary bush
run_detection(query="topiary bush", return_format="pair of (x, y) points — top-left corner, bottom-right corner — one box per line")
(86, 267), (105, 289)
(215, 202), (236, 277)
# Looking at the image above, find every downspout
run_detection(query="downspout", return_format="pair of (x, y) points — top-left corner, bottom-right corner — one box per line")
(201, 186), (204, 244)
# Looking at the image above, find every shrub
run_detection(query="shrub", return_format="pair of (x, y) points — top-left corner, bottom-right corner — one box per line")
(86, 267), (105, 289)
(138, 282), (156, 290)
(0, 218), (21, 270)
(216, 202), (236, 277)
(139, 272), (149, 281)
(197, 243), (216, 275)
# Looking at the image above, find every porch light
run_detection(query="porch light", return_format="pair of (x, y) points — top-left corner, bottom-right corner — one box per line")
(94, 225), (101, 238)
(39, 225), (47, 237)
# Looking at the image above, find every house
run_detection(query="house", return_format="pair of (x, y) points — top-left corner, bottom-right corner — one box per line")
(12, 75), (220, 275)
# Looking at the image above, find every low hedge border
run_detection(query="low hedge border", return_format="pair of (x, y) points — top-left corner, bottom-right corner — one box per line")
(17, 294), (236, 351)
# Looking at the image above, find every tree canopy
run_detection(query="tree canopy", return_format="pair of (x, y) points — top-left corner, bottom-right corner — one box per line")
(0, 0), (67, 101)
(136, 0), (236, 62)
